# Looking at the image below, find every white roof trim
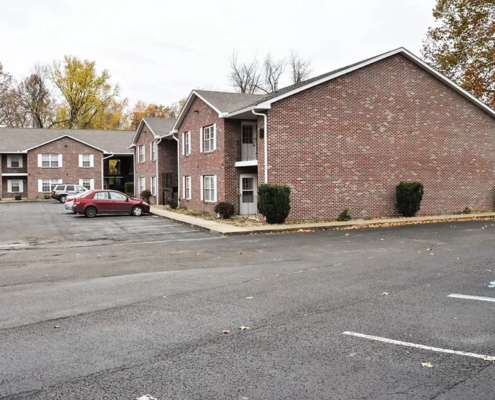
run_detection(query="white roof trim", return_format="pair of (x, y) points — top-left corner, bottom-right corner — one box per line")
(129, 118), (160, 148)
(21, 134), (108, 153)
(171, 90), (223, 133)
(254, 47), (495, 119)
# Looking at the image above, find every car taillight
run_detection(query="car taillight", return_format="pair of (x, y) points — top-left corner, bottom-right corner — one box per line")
(74, 198), (80, 203)
(52, 191), (56, 194)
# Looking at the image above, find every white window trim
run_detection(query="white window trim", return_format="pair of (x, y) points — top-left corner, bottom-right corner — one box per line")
(202, 124), (216, 153)
(79, 154), (94, 168)
(151, 176), (157, 196)
(139, 177), (146, 194)
(183, 176), (191, 200)
(7, 179), (23, 193)
(199, 128), (203, 153)
(79, 179), (95, 190)
(38, 154), (62, 168)
(185, 132), (191, 155)
(38, 179), (63, 193)
(7, 155), (23, 168)
(200, 175), (203, 201)
(139, 146), (145, 163)
(203, 175), (217, 203)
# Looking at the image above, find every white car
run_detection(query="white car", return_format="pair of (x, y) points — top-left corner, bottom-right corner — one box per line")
(65, 191), (93, 212)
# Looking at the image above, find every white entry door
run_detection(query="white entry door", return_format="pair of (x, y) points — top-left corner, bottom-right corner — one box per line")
(239, 174), (258, 216)
(241, 123), (257, 161)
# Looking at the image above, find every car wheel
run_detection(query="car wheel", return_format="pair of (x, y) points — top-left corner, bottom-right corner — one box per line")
(59, 195), (67, 203)
(131, 205), (143, 216)
(85, 207), (97, 218)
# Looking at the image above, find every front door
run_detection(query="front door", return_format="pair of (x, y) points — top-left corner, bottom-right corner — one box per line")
(241, 123), (257, 161)
(239, 174), (258, 216)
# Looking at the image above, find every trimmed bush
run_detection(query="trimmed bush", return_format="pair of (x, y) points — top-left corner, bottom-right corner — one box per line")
(461, 207), (472, 214)
(44, 194), (51, 200)
(258, 184), (291, 224)
(395, 182), (424, 217)
(14, 194), (21, 201)
(140, 189), (152, 203)
(214, 202), (235, 219)
(124, 182), (134, 196)
(337, 208), (352, 221)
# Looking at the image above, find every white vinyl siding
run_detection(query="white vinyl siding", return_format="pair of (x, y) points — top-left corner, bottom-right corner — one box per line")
(7, 179), (23, 193)
(38, 179), (62, 193)
(79, 179), (94, 190)
(203, 175), (217, 202)
(183, 176), (191, 200)
(139, 146), (145, 163)
(79, 154), (94, 168)
(39, 154), (62, 168)
(7, 155), (23, 168)
(203, 124), (216, 152)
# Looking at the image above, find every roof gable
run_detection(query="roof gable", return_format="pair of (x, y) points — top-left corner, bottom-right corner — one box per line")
(130, 117), (177, 147)
(22, 134), (106, 153)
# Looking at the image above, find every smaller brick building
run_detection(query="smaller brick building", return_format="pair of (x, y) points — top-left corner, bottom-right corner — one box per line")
(0, 128), (134, 200)
(130, 118), (177, 205)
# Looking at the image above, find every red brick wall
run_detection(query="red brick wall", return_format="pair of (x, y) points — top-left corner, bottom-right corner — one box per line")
(135, 127), (158, 204)
(1, 154), (28, 198)
(27, 137), (102, 199)
(266, 54), (495, 221)
(177, 97), (225, 213)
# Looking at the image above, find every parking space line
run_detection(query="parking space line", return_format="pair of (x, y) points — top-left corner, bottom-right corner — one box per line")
(343, 331), (495, 360)
(448, 294), (495, 303)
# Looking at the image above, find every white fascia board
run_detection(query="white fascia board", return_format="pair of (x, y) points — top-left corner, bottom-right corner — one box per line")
(225, 105), (268, 118)
(22, 135), (107, 153)
(171, 90), (196, 132)
(131, 119), (159, 148)
(2, 173), (28, 176)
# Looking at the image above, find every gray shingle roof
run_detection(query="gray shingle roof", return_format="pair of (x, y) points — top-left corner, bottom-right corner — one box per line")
(142, 117), (177, 136)
(194, 90), (268, 113)
(0, 128), (135, 154)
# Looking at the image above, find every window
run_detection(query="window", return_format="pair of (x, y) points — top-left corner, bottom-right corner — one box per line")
(183, 176), (191, 200)
(41, 179), (60, 192)
(139, 177), (146, 194)
(40, 154), (61, 168)
(109, 192), (126, 200)
(139, 146), (145, 163)
(66, 185), (75, 191)
(151, 176), (157, 196)
(81, 180), (91, 190)
(80, 154), (92, 168)
(203, 125), (216, 152)
(94, 192), (108, 200)
(150, 142), (156, 161)
(8, 180), (21, 193)
(183, 132), (191, 155)
(203, 175), (216, 202)
(7, 155), (22, 168)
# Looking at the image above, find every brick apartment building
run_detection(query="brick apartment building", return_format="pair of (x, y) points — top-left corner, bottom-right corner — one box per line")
(170, 48), (495, 221)
(130, 117), (177, 205)
(0, 128), (134, 200)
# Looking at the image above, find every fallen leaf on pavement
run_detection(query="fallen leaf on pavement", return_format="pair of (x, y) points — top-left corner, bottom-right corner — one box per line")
(421, 362), (434, 368)
(54, 325), (60, 329)
(483, 357), (494, 362)
(239, 326), (251, 331)
(238, 251), (243, 254)
(246, 297), (254, 300)
(222, 330), (230, 334)
(381, 292), (390, 296)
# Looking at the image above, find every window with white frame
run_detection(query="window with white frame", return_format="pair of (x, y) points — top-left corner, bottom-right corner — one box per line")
(184, 176), (191, 200)
(203, 125), (216, 152)
(79, 154), (93, 168)
(40, 154), (61, 168)
(8, 179), (22, 193)
(81, 179), (91, 190)
(151, 176), (157, 196)
(150, 142), (156, 161)
(184, 132), (191, 155)
(139, 146), (145, 163)
(40, 179), (60, 192)
(203, 175), (216, 202)
(7, 155), (22, 168)
(139, 177), (146, 194)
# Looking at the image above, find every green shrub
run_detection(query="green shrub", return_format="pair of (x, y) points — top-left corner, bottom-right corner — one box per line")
(337, 208), (352, 221)
(214, 202), (235, 219)
(44, 194), (51, 200)
(395, 182), (424, 217)
(258, 184), (291, 224)
(461, 207), (472, 214)
(140, 189), (152, 203)
(124, 182), (134, 196)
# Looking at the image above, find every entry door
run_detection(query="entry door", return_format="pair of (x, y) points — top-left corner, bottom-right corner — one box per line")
(241, 124), (257, 161)
(240, 174), (258, 216)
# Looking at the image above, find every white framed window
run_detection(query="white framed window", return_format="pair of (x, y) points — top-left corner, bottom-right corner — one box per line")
(139, 177), (146, 194)
(151, 176), (157, 196)
(7, 179), (23, 193)
(38, 179), (62, 193)
(7, 155), (23, 168)
(139, 146), (145, 163)
(183, 176), (191, 200)
(203, 175), (217, 202)
(150, 142), (157, 161)
(203, 125), (216, 153)
(79, 179), (94, 190)
(39, 154), (62, 168)
(79, 154), (94, 168)
(183, 132), (191, 155)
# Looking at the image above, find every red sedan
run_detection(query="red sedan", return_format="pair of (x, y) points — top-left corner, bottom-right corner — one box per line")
(73, 190), (150, 218)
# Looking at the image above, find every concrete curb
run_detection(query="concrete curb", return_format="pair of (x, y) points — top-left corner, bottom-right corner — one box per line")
(149, 206), (495, 236)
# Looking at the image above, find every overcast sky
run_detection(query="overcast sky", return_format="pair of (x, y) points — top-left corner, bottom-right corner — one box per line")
(0, 0), (436, 107)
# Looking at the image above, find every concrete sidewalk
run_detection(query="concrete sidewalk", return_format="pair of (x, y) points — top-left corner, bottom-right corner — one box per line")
(150, 206), (495, 236)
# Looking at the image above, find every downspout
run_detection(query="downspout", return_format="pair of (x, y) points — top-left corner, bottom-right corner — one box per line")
(172, 134), (180, 208)
(252, 109), (268, 184)
(101, 153), (114, 190)
(155, 136), (163, 204)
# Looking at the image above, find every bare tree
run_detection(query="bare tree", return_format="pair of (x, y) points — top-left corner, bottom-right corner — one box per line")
(0, 62), (14, 126)
(229, 51), (263, 94)
(289, 51), (312, 84)
(263, 54), (286, 93)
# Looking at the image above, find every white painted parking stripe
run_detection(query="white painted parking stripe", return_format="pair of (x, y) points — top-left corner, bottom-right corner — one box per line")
(448, 294), (495, 303)
(343, 331), (495, 360)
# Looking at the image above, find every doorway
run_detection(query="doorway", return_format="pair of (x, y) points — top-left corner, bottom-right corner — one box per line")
(239, 174), (258, 216)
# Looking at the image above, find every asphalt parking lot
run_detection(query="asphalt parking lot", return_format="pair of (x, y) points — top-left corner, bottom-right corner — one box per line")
(1, 202), (495, 399)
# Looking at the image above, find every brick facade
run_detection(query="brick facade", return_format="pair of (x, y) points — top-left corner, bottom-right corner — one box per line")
(157, 138), (178, 206)
(1, 154), (28, 198)
(27, 137), (103, 199)
(135, 127), (159, 204)
(265, 54), (495, 221)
